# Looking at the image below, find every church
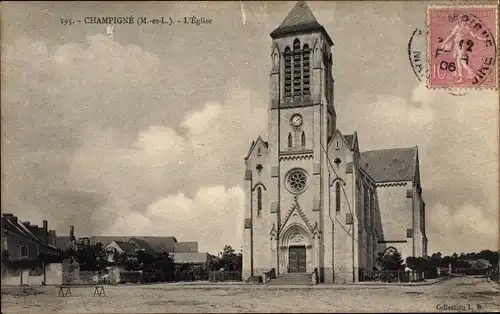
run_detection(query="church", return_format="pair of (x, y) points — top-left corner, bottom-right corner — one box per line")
(242, 1), (428, 284)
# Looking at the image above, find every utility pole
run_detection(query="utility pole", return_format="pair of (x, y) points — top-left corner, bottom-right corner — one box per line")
(42, 220), (48, 286)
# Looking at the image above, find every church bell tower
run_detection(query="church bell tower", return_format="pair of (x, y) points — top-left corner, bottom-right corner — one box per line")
(243, 1), (337, 282)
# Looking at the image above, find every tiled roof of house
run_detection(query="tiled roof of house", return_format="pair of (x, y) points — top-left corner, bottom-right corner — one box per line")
(360, 147), (417, 183)
(90, 236), (130, 246)
(174, 241), (199, 253)
(129, 236), (177, 253)
(1, 215), (59, 251)
(113, 241), (140, 255)
(270, 1), (333, 45)
(172, 252), (209, 264)
(86, 236), (176, 252)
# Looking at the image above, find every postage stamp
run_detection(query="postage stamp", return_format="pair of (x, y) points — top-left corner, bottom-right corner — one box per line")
(427, 5), (498, 89)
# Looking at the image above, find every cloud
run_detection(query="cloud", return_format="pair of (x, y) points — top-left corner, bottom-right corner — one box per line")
(1, 34), (266, 253)
(340, 82), (498, 255)
(431, 202), (498, 254)
(109, 185), (246, 253)
(1, 29), (497, 256)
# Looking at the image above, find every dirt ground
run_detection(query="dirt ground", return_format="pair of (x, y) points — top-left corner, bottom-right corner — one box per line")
(2, 276), (498, 313)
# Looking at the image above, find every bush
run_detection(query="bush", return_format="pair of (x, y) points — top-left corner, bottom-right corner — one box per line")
(119, 271), (142, 284)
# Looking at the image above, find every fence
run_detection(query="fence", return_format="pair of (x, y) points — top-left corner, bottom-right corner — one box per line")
(208, 270), (242, 282)
(359, 270), (425, 283)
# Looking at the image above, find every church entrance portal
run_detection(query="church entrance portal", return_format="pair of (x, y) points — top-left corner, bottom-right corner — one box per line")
(288, 246), (306, 273)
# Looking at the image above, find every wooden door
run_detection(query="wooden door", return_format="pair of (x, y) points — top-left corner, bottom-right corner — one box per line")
(288, 246), (307, 273)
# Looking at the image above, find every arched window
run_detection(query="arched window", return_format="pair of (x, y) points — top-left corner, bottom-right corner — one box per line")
(301, 131), (306, 147)
(288, 133), (292, 148)
(302, 44), (310, 95)
(293, 39), (302, 97)
(284, 47), (292, 98)
(335, 182), (341, 212)
(257, 187), (262, 216)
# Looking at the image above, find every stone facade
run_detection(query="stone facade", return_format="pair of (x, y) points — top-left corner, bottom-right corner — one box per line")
(242, 1), (427, 284)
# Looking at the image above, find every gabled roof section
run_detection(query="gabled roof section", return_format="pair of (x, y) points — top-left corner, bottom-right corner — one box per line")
(360, 146), (418, 183)
(270, 1), (333, 46)
(244, 135), (268, 160)
(328, 129), (354, 151)
(281, 196), (314, 233)
(344, 134), (354, 148)
(86, 235), (177, 253)
(343, 132), (359, 151)
(129, 236), (177, 253)
(1, 216), (59, 250)
(174, 241), (199, 253)
(113, 241), (140, 255)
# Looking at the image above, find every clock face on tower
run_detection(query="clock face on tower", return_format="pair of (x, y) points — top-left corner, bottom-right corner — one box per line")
(290, 114), (303, 127)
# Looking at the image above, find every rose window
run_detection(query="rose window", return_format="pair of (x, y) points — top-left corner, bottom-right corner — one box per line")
(287, 169), (308, 193)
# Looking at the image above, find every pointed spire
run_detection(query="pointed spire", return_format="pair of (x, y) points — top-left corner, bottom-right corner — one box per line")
(270, 1), (333, 45)
(277, 1), (319, 30)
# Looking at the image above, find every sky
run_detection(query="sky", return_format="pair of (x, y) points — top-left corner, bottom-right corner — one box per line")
(1, 1), (498, 255)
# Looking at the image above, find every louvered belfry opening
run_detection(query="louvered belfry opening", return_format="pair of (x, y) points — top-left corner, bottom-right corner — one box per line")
(284, 47), (292, 98)
(284, 39), (311, 100)
(302, 44), (310, 95)
(293, 39), (302, 97)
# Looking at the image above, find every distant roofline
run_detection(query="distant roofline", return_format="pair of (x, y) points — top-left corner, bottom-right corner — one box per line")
(361, 146), (418, 154)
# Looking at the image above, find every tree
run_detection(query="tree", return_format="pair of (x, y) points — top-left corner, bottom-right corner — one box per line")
(377, 249), (405, 271)
(218, 245), (242, 272)
(406, 256), (426, 281)
(72, 243), (107, 271)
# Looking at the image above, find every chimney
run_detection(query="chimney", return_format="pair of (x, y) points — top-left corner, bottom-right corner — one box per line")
(23, 221), (31, 227)
(43, 220), (48, 243)
(70, 225), (75, 241)
(12, 216), (18, 225)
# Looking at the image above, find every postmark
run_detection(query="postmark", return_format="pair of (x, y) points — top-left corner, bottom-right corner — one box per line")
(408, 28), (428, 83)
(427, 5), (498, 89)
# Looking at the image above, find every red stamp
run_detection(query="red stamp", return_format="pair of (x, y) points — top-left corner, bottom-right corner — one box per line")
(428, 5), (498, 88)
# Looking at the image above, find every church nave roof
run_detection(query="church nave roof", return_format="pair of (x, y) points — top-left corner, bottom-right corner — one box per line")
(360, 147), (418, 183)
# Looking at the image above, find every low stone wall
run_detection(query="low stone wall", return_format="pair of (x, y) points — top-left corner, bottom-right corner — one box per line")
(1, 263), (63, 286)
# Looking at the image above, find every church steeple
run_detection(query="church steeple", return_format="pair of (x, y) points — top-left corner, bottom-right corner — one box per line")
(270, 1), (333, 46)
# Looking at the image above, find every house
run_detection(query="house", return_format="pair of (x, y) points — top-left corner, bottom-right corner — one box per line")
(1, 213), (62, 286)
(54, 229), (208, 267)
(172, 252), (212, 281)
(1, 213), (60, 262)
(172, 253), (210, 266)
(104, 240), (143, 263)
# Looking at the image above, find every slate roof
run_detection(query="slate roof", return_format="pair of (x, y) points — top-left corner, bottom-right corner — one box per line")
(360, 147), (418, 183)
(130, 236), (177, 253)
(174, 241), (199, 253)
(84, 236), (177, 252)
(128, 238), (156, 253)
(343, 134), (354, 149)
(244, 136), (268, 160)
(113, 241), (140, 255)
(270, 1), (333, 45)
(172, 252), (209, 264)
(1, 215), (59, 251)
